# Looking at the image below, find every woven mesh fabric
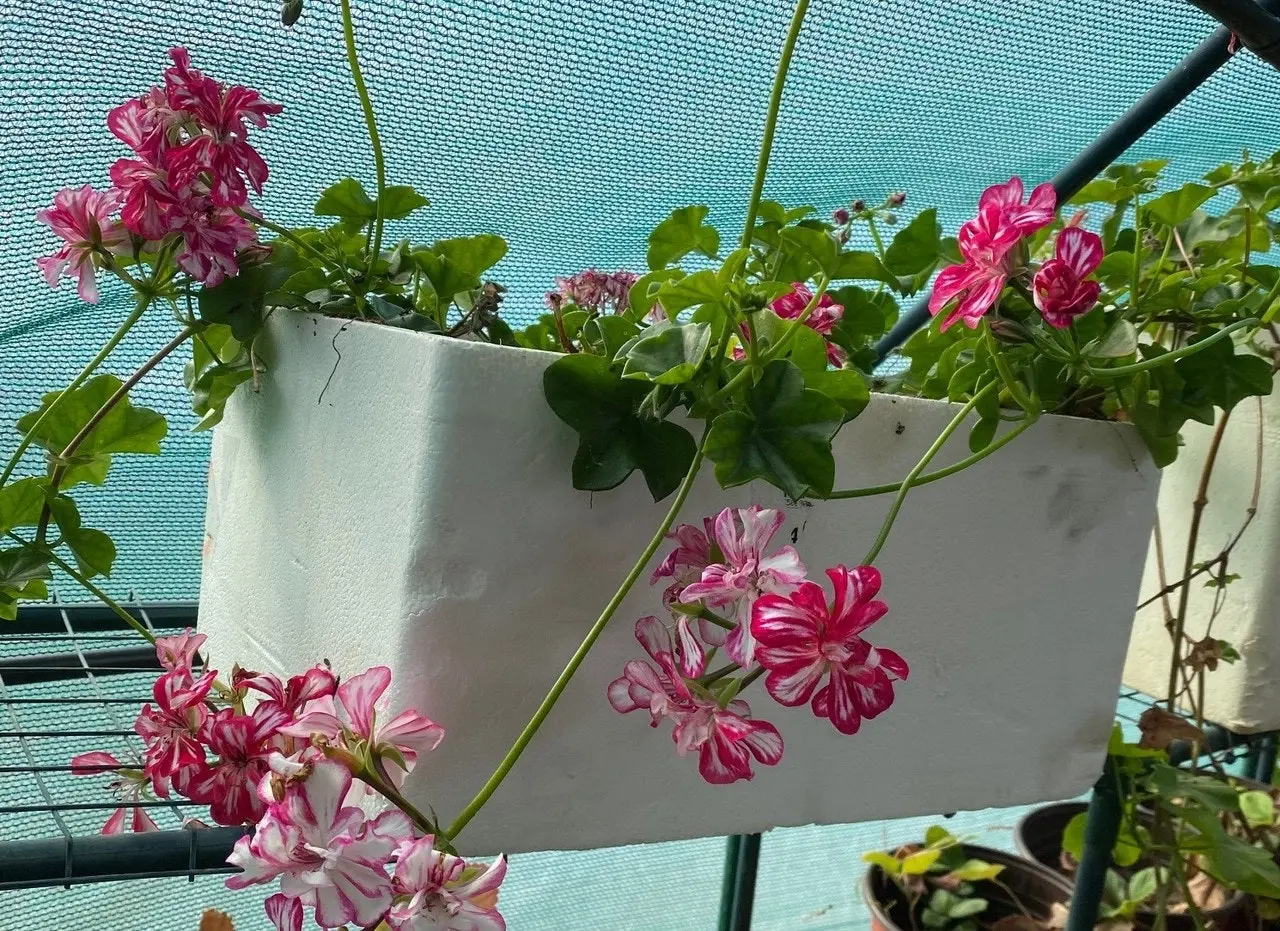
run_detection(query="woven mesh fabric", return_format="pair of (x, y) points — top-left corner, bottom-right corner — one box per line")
(1, 3), (1279, 927)
(3, 0), (1279, 598)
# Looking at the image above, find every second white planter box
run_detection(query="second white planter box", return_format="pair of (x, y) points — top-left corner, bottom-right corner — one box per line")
(199, 313), (1160, 854)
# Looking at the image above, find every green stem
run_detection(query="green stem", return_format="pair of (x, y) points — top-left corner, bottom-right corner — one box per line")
(861, 383), (996, 566)
(985, 327), (1035, 413)
(867, 217), (887, 258)
(237, 210), (331, 268)
(360, 762), (439, 835)
(1085, 318), (1257, 378)
(698, 662), (741, 687)
(738, 0), (812, 248)
(707, 277), (829, 407)
(1, 294), (151, 487)
(444, 428), (712, 843)
(826, 413), (1038, 499)
(1131, 194), (1143, 313)
(339, 0), (387, 267)
(7, 534), (155, 644)
(738, 666), (765, 691)
(672, 602), (736, 631)
(36, 325), (195, 543)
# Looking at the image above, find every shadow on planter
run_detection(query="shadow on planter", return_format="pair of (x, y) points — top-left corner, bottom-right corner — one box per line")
(862, 845), (1074, 931)
(1014, 801), (1248, 931)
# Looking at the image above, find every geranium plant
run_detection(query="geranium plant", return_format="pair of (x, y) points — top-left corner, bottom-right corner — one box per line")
(5, 0), (1280, 925)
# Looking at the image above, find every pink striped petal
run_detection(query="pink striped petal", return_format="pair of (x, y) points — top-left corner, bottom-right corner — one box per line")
(265, 894), (303, 931)
(674, 615), (706, 678)
(764, 657), (827, 707)
(101, 808), (128, 834)
(1056, 226), (1103, 276)
(741, 720), (784, 766)
(70, 751), (122, 774)
(872, 646), (910, 681)
(335, 666), (391, 739)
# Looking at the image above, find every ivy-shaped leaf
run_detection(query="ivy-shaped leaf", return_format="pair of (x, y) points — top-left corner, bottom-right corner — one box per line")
(47, 495), (115, 579)
(0, 478), (46, 535)
(17, 375), (168, 487)
(543, 354), (696, 500)
(0, 547), (51, 620)
(883, 209), (941, 277)
(622, 322), (712, 384)
(199, 244), (303, 342)
(1145, 182), (1214, 227)
(314, 177), (376, 220)
(647, 205), (720, 270)
(705, 359), (844, 498)
(377, 185), (430, 220)
(1176, 333), (1273, 412)
(654, 270), (724, 316)
(431, 234), (507, 279)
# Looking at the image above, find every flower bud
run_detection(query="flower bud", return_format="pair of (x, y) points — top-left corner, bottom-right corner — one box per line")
(851, 199), (866, 213)
(888, 191), (907, 207)
(281, 0), (303, 26)
(883, 214), (897, 226)
(988, 316), (1032, 344)
(832, 207), (851, 225)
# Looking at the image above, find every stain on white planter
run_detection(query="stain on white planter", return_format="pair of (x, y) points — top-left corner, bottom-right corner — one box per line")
(1124, 392), (1280, 733)
(200, 314), (1160, 854)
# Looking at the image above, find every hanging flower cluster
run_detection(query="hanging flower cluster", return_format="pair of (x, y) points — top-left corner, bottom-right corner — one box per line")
(36, 47), (280, 301)
(929, 177), (1105, 332)
(609, 505), (908, 783)
(544, 268), (641, 315)
(734, 283), (848, 367)
(70, 631), (507, 931)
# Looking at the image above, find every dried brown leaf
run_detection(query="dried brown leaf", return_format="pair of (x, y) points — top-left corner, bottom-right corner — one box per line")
(198, 910), (234, 931)
(1138, 707), (1205, 750)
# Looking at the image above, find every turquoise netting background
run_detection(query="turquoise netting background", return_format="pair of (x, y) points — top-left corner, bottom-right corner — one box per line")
(1, 0), (1278, 926)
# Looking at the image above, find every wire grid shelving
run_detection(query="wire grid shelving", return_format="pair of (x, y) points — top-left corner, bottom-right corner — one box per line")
(0, 599), (247, 890)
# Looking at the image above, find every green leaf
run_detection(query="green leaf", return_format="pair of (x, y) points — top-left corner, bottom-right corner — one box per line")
(1086, 321), (1139, 359)
(45, 495), (115, 579)
(883, 209), (941, 276)
(413, 251), (480, 304)
(647, 205), (720, 270)
(704, 360), (844, 498)
(1126, 866), (1162, 904)
(1150, 764), (1240, 811)
(1145, 182), (1215, 227)
(627, 269), (682, 323)
(862, 851), (902, 875)
(0, 478), (46, 535)
(902, 848), (942, 874)
(200, 244), (302, 341)
(968, 416), (997, 454)
(834, 251), (898, 289)
(1062, 812), (1087, 861)
(0, 546), (52, 619)
(806, 368), (870, 420)
(431, 234), (507, 279)
(377, 185), (430, 220)
(622, 322), (712, 384)
(1208, 832), (1280, 897)
(17, 375), (167, 487)
(946, 898), (989, 920)
(314, 177), (376, 220)
(543, 354), (697, 500)
(925, 826), (955, 848)
(654, 270), (724, 316)
(1176, 334), (1274, 412)
(780, 226), (840, 278)
(948, 860), (1004, 883)
(580, 316), (641, 360)
(1240, 790), (1275, 828)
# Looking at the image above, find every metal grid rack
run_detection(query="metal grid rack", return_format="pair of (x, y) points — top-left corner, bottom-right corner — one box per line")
(0, 599), (248, 890)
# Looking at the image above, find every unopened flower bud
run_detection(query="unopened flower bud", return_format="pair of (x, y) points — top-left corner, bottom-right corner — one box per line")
(851, 199), (866, 213)
(883, 214), (897, 226)
(988, 316), (1032, 344)
(281, 0), (303, 26)
(832, 207), (851, 225)
(888, 191), (907, 207)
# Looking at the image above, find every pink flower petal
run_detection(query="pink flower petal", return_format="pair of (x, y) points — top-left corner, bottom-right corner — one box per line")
(265, 893), (303, 931)
(335, 666), (391, 739)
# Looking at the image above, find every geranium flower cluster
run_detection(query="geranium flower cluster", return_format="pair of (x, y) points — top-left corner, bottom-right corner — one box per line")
(929, 177), (1105, 332)
(735, 283), (847, 367)
(608, 505), (908, 783)
(70, 631), (507, 931)
(36, 48), (280, 301)
(544, 268), (641, 315)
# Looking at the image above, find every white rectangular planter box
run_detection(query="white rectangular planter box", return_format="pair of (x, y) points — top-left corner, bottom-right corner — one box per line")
(199, 313), (1160, 854)
(1124, 391), (1280, 732)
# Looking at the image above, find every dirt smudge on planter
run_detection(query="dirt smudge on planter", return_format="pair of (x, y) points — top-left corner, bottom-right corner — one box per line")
(1047, 471), (1103, 542)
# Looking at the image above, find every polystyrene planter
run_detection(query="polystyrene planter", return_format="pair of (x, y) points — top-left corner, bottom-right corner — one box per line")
(199, 313), (1160, 855)
(1124, 390), (1280, 732)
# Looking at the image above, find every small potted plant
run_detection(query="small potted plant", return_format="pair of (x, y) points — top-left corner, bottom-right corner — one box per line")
(862, 825), (1073, 931)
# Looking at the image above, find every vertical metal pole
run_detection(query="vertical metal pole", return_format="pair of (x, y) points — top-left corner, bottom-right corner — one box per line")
(1253, 732), (1278, 783)
(727, 832), (762, 930)
(873, 15), (1250, 364)
(1065, 762), (1122, 931)
(718, 834), (744, 931)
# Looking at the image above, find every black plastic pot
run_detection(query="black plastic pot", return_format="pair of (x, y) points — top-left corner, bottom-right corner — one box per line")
(1014, 801), (1248, 931)
(862, 844), (1074, 931)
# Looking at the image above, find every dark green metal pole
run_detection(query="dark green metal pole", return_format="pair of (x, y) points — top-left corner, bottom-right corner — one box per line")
(1065, 761), (1122, 931)
(1253, 733), (1278, 783)
(873, 13), (1251, 364)
(718, 834), (744, 931)
(727, 833), (762, 930)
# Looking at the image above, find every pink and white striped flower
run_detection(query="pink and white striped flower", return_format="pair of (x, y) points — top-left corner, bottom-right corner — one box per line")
(187, 700), (291, 826)
(671, 697), (784, 785)
(69, 751), (160, 834)
(35, 185), (130, 303)
(1033, 226), (1104, 328)
(265, 893), (304, 931)
(770, 283), (847, 366)
(135, 667), (215, 780)
(607, 615), (704, 725)
(978, 177), (1056, 236)
(237, 664), (338, 716)
(751, 565), (908, 735)
(154, 628), (206, 676)
(650, 517), (714, 608)
(282, 666), (444, 789)
(679, 506), (806, 665)
(226, 759), (397, 927)
(387, 835), (508, 931)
